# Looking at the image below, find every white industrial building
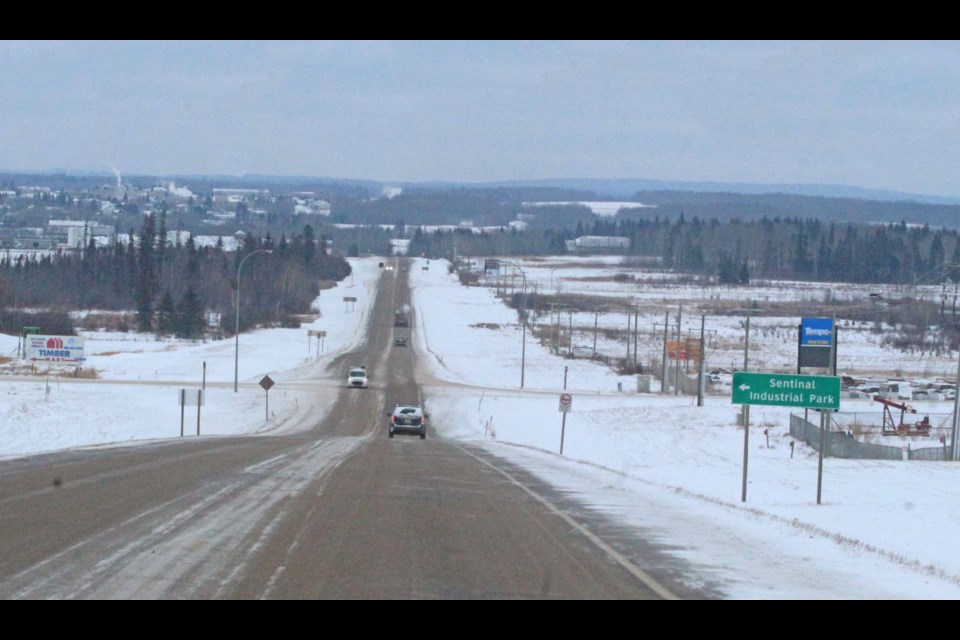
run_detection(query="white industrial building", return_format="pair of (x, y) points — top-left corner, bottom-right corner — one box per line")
(564, 235), (631, 252)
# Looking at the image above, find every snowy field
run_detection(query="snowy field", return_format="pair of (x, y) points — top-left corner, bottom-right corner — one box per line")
(472, 254), (959, 380)
(3, 255), (960, 598)
(409, 259), (960, 599)
(522, 201), (655, 216)
(0, 258), (382, 457)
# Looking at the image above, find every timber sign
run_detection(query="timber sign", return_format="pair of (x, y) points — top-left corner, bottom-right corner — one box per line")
(732, 372), (840, 410)
(25, 335), (86, 364)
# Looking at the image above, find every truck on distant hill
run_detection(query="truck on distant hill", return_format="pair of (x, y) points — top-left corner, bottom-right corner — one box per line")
(394, 304), (410, 327)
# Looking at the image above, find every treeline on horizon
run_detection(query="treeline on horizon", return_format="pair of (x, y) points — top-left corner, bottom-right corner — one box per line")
(399, 214), (960, 286)
(329, 185), (960, 228)
(0, 213), (351, 338)
(4, 178), (960, 328)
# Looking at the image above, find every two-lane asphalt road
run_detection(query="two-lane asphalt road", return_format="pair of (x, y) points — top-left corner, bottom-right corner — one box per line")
(0, 259), (705, 599)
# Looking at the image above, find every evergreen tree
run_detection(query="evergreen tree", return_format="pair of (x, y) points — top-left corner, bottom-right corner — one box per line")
(738, 258), (750, 284)
(718, 252), (738, 284)
(816, 236), (833, 281)
(302, 224), (316, 265)
(791, 225), (814, 277)
(157, 210), (168, 268)
(951, 239), (960, 283)
(929, 232), (946, 275)
(135, 213), (158, 332)
(175, 286), (205, 339)
(156, 290), (176, 336)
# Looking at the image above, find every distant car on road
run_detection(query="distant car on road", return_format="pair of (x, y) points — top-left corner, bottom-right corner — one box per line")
(347, 366), (368, 389)
(389, 404), (426, 440)
(393, 335), (408, 347)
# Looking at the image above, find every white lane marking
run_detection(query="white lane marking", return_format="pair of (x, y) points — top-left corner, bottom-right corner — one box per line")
(452, 443), (681, 601)
(250, 434), (372, 599)
(3, 436), (370, 599)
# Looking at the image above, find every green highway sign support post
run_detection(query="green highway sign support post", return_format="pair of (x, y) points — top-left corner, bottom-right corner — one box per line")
(817, 320), (838, 505)
(733, 370), (840, 503)
(741, 315), (750, 503)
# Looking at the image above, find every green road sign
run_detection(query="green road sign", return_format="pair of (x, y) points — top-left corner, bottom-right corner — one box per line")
(732, 372), (840, 410)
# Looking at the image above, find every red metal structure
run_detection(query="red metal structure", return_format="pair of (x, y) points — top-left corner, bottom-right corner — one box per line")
(873, 395), (932, 436)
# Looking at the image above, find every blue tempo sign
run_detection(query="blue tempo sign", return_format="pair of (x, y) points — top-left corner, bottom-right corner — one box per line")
(800, 318), (834, 347)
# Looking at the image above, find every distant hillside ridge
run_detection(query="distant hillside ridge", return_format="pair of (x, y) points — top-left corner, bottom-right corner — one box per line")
(5, 171), (960, 229)
(611, 191), (960, 229)
(463, 177), (960, 206)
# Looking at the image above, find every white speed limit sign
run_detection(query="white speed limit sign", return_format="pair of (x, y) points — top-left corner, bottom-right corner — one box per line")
(559, 393), (573, 413)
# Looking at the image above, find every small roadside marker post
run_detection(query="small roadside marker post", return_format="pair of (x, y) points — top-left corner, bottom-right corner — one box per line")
(260, 375), (275, 421)
(559, 393), (573, 454)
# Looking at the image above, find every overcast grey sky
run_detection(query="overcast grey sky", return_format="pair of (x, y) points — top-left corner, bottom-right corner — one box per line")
(2, 40), (959, 197)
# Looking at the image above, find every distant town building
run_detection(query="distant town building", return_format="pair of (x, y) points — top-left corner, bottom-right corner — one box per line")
(165, 183), (194, 200)
(565, 235), (631, 252)
(212, 188), (268, 203)
(294, 200), (331, 216)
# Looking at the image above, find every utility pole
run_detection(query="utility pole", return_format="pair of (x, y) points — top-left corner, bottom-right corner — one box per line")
(520, 269), (527, 388)
(633, 308), (639, 373)
(661, 312), (670, 394)
(592, 304), (599, 357)
(952, 346), (960, 461)
(497, 259), (528, 388)
(548, 302), (560, 354)
(697, 314), (706, 407)
(555, 306), (562, 354)
(674, 305), (682, 395)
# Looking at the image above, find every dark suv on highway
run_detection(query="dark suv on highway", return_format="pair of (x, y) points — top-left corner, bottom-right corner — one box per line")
(389, 404), (426, 440)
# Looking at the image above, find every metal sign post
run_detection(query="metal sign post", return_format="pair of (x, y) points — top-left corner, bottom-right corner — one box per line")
(674, 305), (682, 396)
(179, 388), (204, 436)
(309, 329), (327, 356)
(260, 375), (275, 421)
(697, 314), (706, 407)
(817, 409), (827, 503)
(308, 329), (327, 356)
(817, 316), (839, 505)
(19, 326), (40, 359)
(661, 312), (670, 393)
(951, 348), (960, 461)
(732, 370), (842, 505)
(559, 393), (572, 454)
(742, 314), (750, 503)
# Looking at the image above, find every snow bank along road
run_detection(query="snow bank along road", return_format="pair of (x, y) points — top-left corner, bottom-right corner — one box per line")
(0, 259), (708, 599)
